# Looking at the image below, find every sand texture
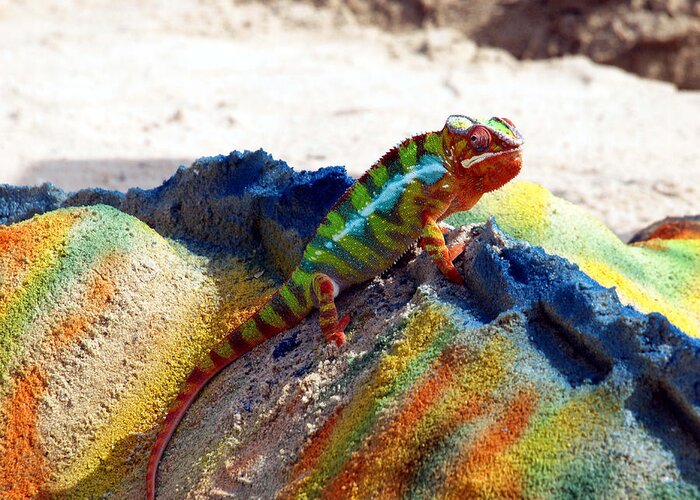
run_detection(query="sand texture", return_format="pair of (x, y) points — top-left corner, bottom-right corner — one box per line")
(0, 152), (698, 498)
(312, 0), (700, 89)
(1, 0), (699, 242)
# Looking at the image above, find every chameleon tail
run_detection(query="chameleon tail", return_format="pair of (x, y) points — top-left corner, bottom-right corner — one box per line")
(146, 274), (313, 499)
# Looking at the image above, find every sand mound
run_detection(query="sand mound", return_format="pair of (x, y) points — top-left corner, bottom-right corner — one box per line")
(0, 153), (698, 498)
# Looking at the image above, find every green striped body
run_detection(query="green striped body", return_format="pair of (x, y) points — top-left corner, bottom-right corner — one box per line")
(196, 274), (315, 373)
(195, 132), (453, 373)
(300, 132), (453, 290)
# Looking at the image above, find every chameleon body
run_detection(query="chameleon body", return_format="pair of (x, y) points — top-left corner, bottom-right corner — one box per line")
(146, 115), (524, 498)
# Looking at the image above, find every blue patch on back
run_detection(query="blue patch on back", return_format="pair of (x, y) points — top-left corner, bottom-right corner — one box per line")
(331, 153), (447, 242)
(414, 154), (448, 185)
(370, 154), (446, 214)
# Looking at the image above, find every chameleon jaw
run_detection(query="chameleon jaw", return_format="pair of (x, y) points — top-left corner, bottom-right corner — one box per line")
(460, 146), (523, 170)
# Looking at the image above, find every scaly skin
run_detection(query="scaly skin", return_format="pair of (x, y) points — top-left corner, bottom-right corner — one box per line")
(146, 115), (524, 498)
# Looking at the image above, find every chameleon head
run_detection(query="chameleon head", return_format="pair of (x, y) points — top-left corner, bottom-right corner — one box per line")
(441, 115), (524, 195)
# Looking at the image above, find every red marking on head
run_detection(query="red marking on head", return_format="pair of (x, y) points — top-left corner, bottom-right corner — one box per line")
(467, 146), (523, 192)
(440, 117), (523, 214)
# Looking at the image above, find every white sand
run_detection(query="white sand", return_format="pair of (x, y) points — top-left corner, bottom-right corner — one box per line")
(1, 0), (699, 238)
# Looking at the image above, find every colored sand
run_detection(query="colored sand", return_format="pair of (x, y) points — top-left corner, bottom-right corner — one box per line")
(0, 152), (698, 498)
(447, 182), (700, 338)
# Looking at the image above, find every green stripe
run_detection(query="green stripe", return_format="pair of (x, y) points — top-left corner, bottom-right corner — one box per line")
(291, 275), (314, 312)
(317, 211), (346, 240)
(304, 244), (361, 279)
(241, 320), (263, 344)
(367, 213), (411, 251)
(334, 234), (385, 265)
(289, 271), (315, 312)
(214, 340), (235, 359)
(258, 303), (286, 328)
(350, 183), (371, 212)
(198, 355), (214, 371)
(399, 140), (418, 171)
(369, 164), (389, 190)
(424, 133), (442, 156)
(280, 285), (304, 317)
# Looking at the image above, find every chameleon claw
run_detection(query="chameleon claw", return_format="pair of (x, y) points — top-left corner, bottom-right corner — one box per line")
(448, 242), (466, 261)
(338, 314), (351, 331)
(324, 315), (350, 346)
(444, 266), (465, 285)
(329, 331), (346, 347)
(332, 315), (351, 346)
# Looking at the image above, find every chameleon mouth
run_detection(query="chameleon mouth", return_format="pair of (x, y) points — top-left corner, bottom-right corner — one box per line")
(460, 146), (523, 169)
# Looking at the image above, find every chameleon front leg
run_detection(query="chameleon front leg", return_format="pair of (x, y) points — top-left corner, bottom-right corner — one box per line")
(312, 273), (350, 347)
(419, 215), (466, 285)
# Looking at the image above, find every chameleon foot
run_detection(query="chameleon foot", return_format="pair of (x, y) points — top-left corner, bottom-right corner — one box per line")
(421, 216), (465, 285)
(448, 242), (466, 261)
(313, 274), (351, 346)
(326, 314), (350, 346)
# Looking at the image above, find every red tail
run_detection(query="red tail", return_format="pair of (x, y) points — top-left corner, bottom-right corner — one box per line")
(145, 349), (238, 499)
(146, 281), (311, 498)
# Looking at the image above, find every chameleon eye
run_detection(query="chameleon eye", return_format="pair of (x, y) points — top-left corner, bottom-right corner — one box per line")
(468, 126), (491, 153)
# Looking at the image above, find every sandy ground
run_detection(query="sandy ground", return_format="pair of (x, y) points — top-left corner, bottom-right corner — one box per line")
(1, 0), (699, 239)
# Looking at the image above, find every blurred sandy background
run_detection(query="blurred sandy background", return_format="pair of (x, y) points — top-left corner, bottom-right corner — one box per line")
(1, 0), (699, 239)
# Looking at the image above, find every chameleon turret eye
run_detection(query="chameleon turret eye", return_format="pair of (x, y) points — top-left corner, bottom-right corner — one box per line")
(469, 126), (492, 153)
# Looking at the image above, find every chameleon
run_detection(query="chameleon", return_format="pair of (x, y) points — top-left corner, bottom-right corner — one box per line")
(146, 114), (524, 498)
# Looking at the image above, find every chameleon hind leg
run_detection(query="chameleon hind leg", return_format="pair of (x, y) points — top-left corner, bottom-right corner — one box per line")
(312, 273), (350, 346)
(420, 215), (466, 285)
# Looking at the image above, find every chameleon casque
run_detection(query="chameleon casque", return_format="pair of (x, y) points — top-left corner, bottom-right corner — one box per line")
(146, 114), (524, 498)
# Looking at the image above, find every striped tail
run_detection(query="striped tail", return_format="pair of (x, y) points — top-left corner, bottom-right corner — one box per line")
(146, 274), (313, 499)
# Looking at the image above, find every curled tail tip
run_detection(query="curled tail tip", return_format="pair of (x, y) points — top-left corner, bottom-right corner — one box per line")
(145, 302), (286, 498)
(146, 454), (158, 499)
(146, 478), (155, 500)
